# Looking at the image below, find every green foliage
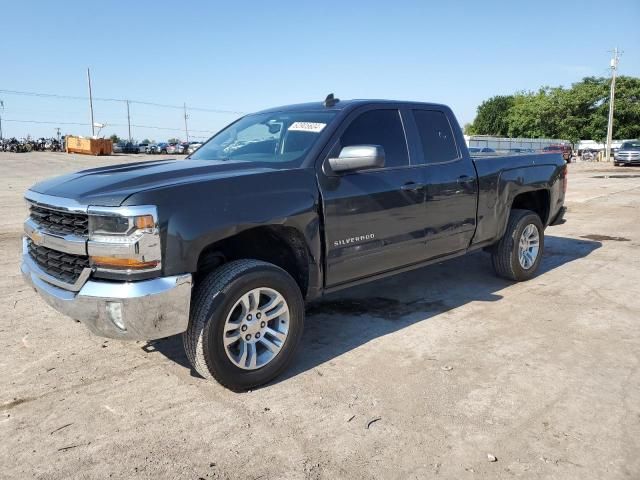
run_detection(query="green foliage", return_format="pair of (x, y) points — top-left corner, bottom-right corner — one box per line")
(468, 76), (640, 143)
(469, 95), (515, 136)
(463, 123), (474, 135)
(611, 76), (640, 140)
(109, 134), (122, 144)
(167, 137), (180, 144)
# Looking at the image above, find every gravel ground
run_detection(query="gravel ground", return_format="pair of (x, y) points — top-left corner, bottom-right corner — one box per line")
(1, 152), (639, 480)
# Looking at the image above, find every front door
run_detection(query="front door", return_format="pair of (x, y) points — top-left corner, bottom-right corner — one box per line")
(318, 108), (428, 287)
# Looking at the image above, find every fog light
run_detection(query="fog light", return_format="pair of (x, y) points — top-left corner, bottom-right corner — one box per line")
(106, 301), (125, 331)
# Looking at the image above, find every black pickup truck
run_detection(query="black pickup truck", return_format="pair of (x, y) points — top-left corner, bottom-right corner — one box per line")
(21, 96), (567, 390)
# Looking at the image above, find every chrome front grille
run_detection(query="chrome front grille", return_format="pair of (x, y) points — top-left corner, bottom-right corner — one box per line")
(29, 204), (89, 236)
(26, 238), (90, 284)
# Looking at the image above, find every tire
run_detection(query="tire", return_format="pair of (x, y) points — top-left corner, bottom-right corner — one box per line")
(491, 209), (544, 282)
(183, 259), (304, 391)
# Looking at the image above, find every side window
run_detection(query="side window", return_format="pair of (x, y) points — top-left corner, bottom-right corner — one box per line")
(412, 110), (459, 164)
(341, 109), (409, 168)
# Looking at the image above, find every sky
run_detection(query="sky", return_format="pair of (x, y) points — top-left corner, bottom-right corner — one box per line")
(1, 0), (639, 141)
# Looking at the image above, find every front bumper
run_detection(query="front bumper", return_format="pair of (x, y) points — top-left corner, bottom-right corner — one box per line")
(21, 247), (192, 340)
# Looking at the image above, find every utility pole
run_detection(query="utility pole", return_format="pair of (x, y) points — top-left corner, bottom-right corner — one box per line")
(87, 68), (96, 137)
(55, 128), (61, 143)
(126, 100), (132, 143)
(0, 99), (4, 141)
(183, 103), (189, 143)
(605, 48), (621, 162)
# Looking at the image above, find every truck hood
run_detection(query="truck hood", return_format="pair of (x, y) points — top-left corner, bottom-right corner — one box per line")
(29, 158), (281, 206)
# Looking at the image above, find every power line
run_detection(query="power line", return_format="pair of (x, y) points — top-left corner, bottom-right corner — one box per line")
(0, 88), (246, 115)
(3, 119), (88, 126)
(2, 118), (217, 133)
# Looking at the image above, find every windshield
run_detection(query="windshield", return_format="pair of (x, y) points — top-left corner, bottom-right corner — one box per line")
(621, 141), (640, 150)
(190, 111), (336, 167)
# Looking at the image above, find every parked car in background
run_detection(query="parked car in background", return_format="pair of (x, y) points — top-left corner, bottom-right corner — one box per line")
(469, 147), (496, 155)
(166, 142), (182, 154)
(145, 144), (157, 154)
(137, 142), (150, 153)
(543, 144), (572, 162)
(614, 140), (640, 166)
(113, 142), (139, 154)
(187, 142), (203, 155)
(152, 142), (169, 154)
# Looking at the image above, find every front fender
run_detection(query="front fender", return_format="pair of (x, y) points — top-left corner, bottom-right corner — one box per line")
(123, 168), (322, 280)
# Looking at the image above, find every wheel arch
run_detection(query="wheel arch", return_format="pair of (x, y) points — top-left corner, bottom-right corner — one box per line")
(511, 189), (550, 224)
(195, 225), (312, 298)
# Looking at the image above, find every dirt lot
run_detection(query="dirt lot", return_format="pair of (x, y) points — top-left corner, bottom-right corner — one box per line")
(1, 152), (639, 480)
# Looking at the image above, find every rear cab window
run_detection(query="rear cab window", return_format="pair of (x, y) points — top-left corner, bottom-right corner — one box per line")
(411, 110), (459, 164)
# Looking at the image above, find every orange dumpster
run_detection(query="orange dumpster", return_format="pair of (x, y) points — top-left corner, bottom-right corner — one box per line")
(65, 136), (113, 155)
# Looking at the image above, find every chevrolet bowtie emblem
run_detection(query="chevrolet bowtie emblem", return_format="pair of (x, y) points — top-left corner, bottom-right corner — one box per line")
(27, 229), (43, 245)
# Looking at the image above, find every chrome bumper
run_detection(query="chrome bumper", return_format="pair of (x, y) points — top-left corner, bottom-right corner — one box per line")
(21, 246), (192, 341)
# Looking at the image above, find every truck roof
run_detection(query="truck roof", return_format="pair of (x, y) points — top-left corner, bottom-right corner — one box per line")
(256, 99), (449, 114)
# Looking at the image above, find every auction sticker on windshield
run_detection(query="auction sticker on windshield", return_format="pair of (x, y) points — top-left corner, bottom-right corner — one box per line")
(288, 122), (326, 133)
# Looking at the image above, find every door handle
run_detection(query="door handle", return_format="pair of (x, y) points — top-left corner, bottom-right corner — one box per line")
(401, 182), (425, 192)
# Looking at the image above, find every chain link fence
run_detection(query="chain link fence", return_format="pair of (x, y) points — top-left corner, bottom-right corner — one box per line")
(464, 135), (570, 152)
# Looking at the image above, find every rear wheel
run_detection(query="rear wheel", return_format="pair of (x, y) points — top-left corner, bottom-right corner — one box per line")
(491, 209), (544, 281)
(183, 259), (304, 391)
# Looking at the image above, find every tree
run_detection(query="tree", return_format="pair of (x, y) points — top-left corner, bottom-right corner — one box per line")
(167, 138), (180, 144)
(608, 75), (640, 140)
(468, 95), (515, 136)
(109, 134), (122, 144)
(506, 88), (559, 139)
(469, 76), (640, 142)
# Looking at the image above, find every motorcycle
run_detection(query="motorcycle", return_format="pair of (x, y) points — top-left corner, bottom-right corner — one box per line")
(582, 149), (596, 162)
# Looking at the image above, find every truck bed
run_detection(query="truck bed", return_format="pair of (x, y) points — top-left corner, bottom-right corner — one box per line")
(471, 153), (565, 246)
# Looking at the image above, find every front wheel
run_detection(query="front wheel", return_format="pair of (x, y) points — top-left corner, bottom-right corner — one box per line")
(491, 209), (544, 281)
(183, 259), (304, 391)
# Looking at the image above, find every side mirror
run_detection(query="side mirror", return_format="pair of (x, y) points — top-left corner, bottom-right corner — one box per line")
(328, 145), (385, 173)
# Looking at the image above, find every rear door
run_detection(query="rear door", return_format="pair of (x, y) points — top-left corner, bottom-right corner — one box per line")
(407, 108), (478, 258)
(318, 106), (428, 287)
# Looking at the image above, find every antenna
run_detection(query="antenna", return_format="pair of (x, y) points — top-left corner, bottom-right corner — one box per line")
(183, 102), (189, 143)
(324, 93), (340, 108)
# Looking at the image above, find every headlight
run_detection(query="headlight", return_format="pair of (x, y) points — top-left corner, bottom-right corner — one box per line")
(87, 205), (161, 275)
